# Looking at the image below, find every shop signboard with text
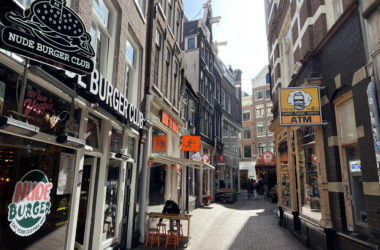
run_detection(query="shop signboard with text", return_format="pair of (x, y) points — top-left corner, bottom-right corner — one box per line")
(0, 0), (95, 75)
(160, 110), (179, 134)
(279, 87), (322, 126)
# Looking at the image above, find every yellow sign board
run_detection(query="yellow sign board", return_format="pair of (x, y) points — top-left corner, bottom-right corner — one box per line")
(279, 87), (322, 126)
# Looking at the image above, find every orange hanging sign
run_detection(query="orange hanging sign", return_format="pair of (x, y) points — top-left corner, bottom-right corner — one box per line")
(152, 136), (167, 152)
(181, 136), (201, 152)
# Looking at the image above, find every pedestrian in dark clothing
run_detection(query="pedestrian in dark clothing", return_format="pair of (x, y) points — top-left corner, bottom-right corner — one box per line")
(252, 180), (258, 199)
(246, 179), (252, 199)
(258, 178), (264, 195)
(158, 200), (180, 233)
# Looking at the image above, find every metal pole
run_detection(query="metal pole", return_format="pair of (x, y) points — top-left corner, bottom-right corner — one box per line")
(18, 59), (30, 113)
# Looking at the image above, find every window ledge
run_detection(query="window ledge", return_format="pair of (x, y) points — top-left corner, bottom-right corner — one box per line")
(173, 106), (179, 114)
(164, 97), (172, 107)
(157, 3), (167, 21)
(175, 42), (182, 52)
(133, 0), (146, 24)
(167, 26), (175, 39)
(153, 84), (163, 97)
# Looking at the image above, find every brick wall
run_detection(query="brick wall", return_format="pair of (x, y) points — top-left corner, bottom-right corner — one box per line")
(240, 102), (256, 161)
(334, 234), (372, 250)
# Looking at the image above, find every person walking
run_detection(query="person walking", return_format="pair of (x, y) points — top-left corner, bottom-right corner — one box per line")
(246, 178), (252, 199)
(252, 180), (258, 200)
(258, 178), (264, 196)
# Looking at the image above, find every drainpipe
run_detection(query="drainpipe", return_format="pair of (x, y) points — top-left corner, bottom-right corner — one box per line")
(138, 94), (154, 243)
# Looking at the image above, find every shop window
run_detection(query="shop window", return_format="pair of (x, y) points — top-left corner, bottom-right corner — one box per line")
(258, 142), (267, 157)
(0, 132), (75, 248)
(223, 127), (230, 149)
(86, 116), (101, 149)
(243, 109), (251, 121)
(257, 122), (266, 136)
(110, 128), (122, 153)
(279, 140), (291, 208)
(148, 164), (167, 212)
(255, 90), (263, 100)
(152, 126), (167, 156)
(243, 127), (251, 140)
(244, 145), (252, 158)
(202, 170), (208, 194)
(296, 127), (321, 221)
(256, 104), (265, 117)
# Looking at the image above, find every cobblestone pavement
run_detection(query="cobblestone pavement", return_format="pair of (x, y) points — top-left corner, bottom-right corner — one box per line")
(136, 192), (306, 250)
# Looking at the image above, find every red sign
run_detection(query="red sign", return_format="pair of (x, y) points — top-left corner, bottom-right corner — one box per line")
(152, 136), (167, 152)
(181, 136), (201, 152)
(161, 111), (169, 127)
(219, 156), (224, 163)
(201, 154), (210, 163)
(161, 110), (178, 134)
(262, 151), (275, 164)
(312, 154), (317, 164)
(172, 121), (179, 134)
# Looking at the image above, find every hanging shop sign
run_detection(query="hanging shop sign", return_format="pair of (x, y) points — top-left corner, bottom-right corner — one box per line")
(190, 152), (202, 161)
(64, 69), (144, 129)
(160, 110), (179, 134)
(8, 170), (53, 236)
(262, 151), (275, 164)
(153, 136), (167, 152)
(201, 154), (210, 163)
(181, 136), (201, 152)
(279, 87), (322, 126)
(0, 0), (95, 75)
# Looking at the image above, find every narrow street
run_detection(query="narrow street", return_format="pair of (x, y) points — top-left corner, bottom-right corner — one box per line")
(138, 193), (306, 250)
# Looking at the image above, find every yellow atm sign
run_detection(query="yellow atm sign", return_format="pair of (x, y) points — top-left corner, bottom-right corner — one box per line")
(279, 87), (322, 126)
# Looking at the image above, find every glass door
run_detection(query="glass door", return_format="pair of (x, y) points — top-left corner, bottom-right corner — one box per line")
(75, 157), (98, 250)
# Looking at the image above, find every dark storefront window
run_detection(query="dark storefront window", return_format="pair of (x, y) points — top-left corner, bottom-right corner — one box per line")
(0, 132), (76, 249)
(110, 128), (122, 153)
(279, 140), (291, 208)
(86, 116), (101, 149)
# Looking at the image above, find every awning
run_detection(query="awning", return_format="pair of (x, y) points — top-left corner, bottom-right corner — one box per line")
(255, 164), (276, 168)
(155, 155), (215, 170)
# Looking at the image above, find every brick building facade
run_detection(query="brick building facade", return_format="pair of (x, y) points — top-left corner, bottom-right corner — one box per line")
(265, 0), (378, 249)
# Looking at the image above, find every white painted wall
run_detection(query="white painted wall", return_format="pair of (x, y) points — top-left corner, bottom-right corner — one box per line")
(239, 161), (256, 180)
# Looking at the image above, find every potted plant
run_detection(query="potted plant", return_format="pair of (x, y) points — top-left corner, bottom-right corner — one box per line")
(148, 155), (154, 166)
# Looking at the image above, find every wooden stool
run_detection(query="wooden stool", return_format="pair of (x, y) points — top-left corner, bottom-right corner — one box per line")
(172, 224), (183, 236)
(165, 230), (179, 249)
(145, 228), (160, 248)
(157, 223), (167, 236)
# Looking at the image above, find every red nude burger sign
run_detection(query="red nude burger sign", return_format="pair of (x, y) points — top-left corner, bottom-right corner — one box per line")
(0, 0), (94, 75)
(8, 170), (53, 236)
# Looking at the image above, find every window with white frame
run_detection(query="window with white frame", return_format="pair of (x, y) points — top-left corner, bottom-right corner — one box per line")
(269, 141), (275, 155)
(221, 89), (225, 109)
(205, 77), (208, 101)
(267, 103), (273, 116)
(258, 142), (267, 157)
(255, 90), (264, 100)
(136, 0), (145, 12)
(190, 101), (195, 125)
(91, 0), (115, 79)
(165, 47), (172, 99)
(168, 0), (174, 31)
(243, 127), (251, 140)
(332, 0), (343, 23)
(174, 61), (179, 107)
(243, 109), (250, 121)
(176, 8), (182, 43)
(236, 87), (240, 100)
(256, 104), (265, 117)
(268, 121), (274, 136)
(124, 36), (140, 107)
(213, 82), (216, 99)
(284, 27), (293, 84)
(188, 38), (195, 49)
(200, 70), (204, 95)
(227, 94), (231, 113)
(257, 122), (266, 136)
(182, 92), (188, 120)
(209, 79), (212, 104)
(244, 145), (252, 158)
(266, 89), (271, 100)
(158, 0), (166, 12)
(154, 29), (163, 88)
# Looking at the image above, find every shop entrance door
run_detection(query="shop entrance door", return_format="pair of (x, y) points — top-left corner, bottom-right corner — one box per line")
(75, 157), (98, 250)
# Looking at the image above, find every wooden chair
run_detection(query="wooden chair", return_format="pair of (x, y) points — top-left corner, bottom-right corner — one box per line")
(165, 230), (179, 249)
(157, 223), (167, 236)
(145, 228), (160, 248)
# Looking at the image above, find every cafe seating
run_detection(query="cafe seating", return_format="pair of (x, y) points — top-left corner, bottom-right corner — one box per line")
(145, 228), (160, 248)
(216, 188), (237, 203)
(172, 223), (183, 236)
(165, 230), (179, 249)
(157, 223), (167, 236)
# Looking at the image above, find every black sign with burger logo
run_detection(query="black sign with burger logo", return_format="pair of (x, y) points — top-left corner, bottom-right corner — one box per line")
(0, 0), (94, 75)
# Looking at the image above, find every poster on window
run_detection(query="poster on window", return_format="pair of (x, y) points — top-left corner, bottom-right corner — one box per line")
(57, 153), (75, 195)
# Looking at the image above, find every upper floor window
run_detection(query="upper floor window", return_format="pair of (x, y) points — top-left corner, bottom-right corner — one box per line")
(205, 77), (208, 100)
(267, 103), (273, 116)
(135, 0), (145, 12)
(204, 112), (209, 136)
(158, 0), (166, 12)
(257, 122), (266, 136)
(209, 80), (213, 104)
(244, 145), (252, 158)
(201, 40), (205, 59)
(188, 38), (195, 49)
(208, 115), (213, 138)
(236, 87), (240, 100)
(243, 109), (251, 121)
(332, 0), (343, 23)
(268, 121), (274, 136)
(256, 104), (265, 117)
(168, 0), (174, 31)
(93, 0), (110, 29)
(283, 27), (293, 84)
(269, 141), (275, 154)
(209, 56), (213, 72)
(226, 94), (231, 113)
(154, 28), (163, 88)
(221, 89), (225, 109)
(206, 48), (209, 66)
(243, 127), (251, 140)
(176, 9), (182, 43)
(266, 73), (270, 84)
(217, 81), (221, 103)
(258, 142), (267, 157)
(265, 89), (271, 100)
(182, 92), (188, 120)
(174, 61), (179, 108)
(255, 90), (264, 100)
(200, 70), (204, 95)
(165, 48), (172, 99)
(125, 36), (140, 107)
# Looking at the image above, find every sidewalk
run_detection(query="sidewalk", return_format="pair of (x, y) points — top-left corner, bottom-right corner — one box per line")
(136, 192), (306, 250)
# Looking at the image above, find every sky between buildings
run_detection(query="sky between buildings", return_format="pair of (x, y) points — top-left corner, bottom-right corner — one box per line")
(184, 0), (269, 95)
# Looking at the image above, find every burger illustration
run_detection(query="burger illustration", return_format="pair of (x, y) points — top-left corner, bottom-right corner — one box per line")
(5, 0), (94, 57)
